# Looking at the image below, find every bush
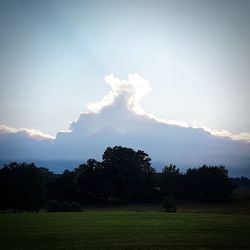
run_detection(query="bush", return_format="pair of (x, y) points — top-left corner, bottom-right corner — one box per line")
(47, 200), (82, 212)
(162, 195), (177, 212)
(47, 200), (60, 212)
(69, 201), (82, 212)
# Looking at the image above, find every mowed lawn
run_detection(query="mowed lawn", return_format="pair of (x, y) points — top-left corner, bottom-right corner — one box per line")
(1, 210), (250, 250)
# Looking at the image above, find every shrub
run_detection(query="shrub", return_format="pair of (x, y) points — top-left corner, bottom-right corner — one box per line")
(47, 200), (82, 212)
(47, 200), (60, 212)
(162, 195), (177, 212)
(69, 201), (82, 212)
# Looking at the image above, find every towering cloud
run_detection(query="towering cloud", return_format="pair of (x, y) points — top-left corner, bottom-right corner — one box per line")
(88, 73), (152, 115)
(68, 73), (250, 143)
(0, 74), (249, 176)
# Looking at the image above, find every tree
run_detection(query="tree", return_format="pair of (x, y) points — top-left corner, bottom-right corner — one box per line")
(184, 165), (234, 202)
(0, 162), (45, 212)
(160, 164), (183, 200)
(102, 146), (156, 202)
(48, 169), (78, 203)
(76, 159), (106, 203)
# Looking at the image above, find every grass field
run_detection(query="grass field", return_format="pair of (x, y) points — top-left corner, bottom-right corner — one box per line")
(1, 209), (250, 250)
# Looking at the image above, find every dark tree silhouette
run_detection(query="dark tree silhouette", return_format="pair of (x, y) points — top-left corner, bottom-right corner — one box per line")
(101, 146), (156, 202)
(160, 164), (183, 200)
(48, 169), (78, 202)
(0, 148), (237, 211)
(0, 162), (45, 212)
(76, 159), (106, 203)
(184, 165), (234, 202)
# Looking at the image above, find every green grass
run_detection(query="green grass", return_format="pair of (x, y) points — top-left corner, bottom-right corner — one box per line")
(1, 210), (250, 250)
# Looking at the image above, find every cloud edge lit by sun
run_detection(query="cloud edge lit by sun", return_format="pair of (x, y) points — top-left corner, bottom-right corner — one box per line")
(0, 73), (250, 143)
(87, 73), (250, 143)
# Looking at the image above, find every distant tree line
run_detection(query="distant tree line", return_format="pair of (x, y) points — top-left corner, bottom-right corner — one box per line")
(0, 146), (238, 212)
(230, 177), (250, 188)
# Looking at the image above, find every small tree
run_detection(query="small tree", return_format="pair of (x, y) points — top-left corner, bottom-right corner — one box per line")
(162, 195), (177, 212)
(160, 164), (183, 200)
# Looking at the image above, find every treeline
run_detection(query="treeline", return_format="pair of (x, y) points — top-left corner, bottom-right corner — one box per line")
(0, 146), (238, 212)
(231, 177), (250, 188)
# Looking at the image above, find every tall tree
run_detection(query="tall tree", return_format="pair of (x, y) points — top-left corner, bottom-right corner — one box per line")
(102, 146), (156, 201)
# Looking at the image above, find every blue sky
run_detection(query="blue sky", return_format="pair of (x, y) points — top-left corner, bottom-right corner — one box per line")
(0, 0), (249, 137)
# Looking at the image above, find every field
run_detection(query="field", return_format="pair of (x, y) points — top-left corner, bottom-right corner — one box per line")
(1, 205), (250, 250)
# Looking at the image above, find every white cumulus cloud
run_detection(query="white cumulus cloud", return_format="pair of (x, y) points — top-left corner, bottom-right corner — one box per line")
(88, 73), (152, 114)
(87, 73), (250, 143)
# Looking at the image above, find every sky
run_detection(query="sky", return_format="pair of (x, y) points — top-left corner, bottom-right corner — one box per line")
(0, 0), (249, 138)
